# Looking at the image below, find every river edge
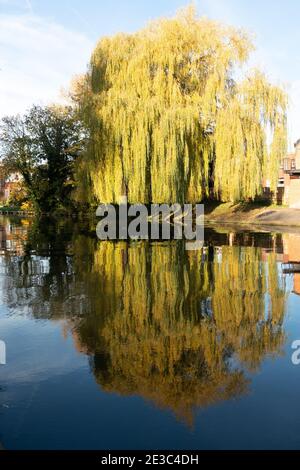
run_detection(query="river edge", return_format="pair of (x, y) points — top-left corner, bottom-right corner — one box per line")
(204, 202), (300, 229)
(1, 203), (300, 231)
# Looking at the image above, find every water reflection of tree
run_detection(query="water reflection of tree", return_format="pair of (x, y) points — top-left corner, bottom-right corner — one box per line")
(1, 220), (287, 424)
(72, 241), (286, 424)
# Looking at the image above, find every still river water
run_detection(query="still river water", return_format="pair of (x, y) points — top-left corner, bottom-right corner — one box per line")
(0, 216), (300, 450)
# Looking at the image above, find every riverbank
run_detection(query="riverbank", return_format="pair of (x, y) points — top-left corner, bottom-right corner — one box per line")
(2, 202), (300, 230)
(205, 202), (300, 228)
(0, 210), (35, 216)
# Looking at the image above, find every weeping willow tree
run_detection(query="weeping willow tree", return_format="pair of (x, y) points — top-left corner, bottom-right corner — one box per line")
(74, 5), (287, 204)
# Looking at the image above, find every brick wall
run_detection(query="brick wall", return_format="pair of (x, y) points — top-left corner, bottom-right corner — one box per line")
(295, 144), (300, 169)
(288, 178), (300, 208)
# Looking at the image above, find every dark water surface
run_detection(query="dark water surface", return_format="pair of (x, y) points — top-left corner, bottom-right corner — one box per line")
(0, 216), (300, 450)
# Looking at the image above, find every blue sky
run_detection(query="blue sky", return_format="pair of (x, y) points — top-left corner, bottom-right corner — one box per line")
(1, 0), (300, 147)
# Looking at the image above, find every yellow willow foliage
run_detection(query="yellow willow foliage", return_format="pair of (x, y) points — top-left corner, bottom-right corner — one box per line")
(70, 240), (286, 423)
(212, 247), (286, 370)
(75, 5), (287, 204)
(214, 72), (287, 199)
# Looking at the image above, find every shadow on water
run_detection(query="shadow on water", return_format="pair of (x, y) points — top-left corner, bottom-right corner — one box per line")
(0, 215), (298, 426)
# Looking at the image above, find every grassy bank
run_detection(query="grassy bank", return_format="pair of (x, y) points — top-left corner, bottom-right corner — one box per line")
(204, 202), (300, 228)
(1, 201), (299, 230)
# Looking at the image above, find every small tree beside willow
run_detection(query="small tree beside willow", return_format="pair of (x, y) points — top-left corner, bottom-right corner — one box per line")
(74, 5), (287, 205)
(0, 105), (85, 213)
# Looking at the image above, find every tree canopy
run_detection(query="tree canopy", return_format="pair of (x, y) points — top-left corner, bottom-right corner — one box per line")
(0, 105), (85, 212)
(75, 5), (287, 204)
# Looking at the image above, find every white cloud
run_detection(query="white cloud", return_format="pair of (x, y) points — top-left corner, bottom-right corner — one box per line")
(0, 13), (93, 117)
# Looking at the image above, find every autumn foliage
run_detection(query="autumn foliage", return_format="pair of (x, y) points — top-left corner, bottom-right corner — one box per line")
(75, 5), (287, 204)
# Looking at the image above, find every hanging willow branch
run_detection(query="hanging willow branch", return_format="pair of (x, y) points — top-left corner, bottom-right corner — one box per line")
(74, 4), (287, 204)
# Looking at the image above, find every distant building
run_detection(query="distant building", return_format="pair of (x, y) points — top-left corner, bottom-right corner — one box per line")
(279, 140), (300, 208)
(0, 173), (5, 201)
(0, 168), (22, 203)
